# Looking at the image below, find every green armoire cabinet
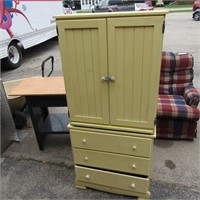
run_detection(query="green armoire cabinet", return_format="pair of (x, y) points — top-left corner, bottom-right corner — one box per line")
(56, 11), (167, 199)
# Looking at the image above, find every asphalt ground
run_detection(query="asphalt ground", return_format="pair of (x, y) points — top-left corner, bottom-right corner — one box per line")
(1, 11), (200, 199)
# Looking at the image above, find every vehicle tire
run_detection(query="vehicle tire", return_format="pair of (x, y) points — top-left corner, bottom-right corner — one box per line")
(193, 12), (200, 21)
(3, 42), (22, 70)
(12, 110), (27, 129)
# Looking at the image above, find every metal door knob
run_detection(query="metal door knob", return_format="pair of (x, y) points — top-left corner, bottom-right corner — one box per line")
(110, 76), (115, 81)
(101, 77), (106, 81)
(101, 76), (115, 82)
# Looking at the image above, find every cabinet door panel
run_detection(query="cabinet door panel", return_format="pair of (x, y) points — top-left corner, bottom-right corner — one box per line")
(58, 19), (109, 124)
(108, 16), (164, 131)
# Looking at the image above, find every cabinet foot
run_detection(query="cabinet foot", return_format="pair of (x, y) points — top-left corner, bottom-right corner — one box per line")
(75, 180), (86, 189)
(138, 191), (151, 200)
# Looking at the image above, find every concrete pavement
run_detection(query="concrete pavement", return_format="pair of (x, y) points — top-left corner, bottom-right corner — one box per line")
(1, 118), (200, 199)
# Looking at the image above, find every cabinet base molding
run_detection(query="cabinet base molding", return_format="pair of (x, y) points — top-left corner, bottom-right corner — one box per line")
(70, 122), (156, 136)
(75, 179), (151, 199)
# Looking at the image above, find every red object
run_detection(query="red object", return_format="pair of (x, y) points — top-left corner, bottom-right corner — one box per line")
(139, 7), (153, 11)
(193, 0), (200, 11)
(114, 5), (119, 11)
(7, 28), (14, 38)
(157, 51), (200, 140)
(145, 0), (152, 7)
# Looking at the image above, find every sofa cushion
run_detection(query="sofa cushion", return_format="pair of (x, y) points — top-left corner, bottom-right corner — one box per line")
(159, 52), (194, 95)
(157, 95), (200, 120)
(160, 69), (193, 84)
(159, 83), (192, 95)
(161, 52), (193, 72)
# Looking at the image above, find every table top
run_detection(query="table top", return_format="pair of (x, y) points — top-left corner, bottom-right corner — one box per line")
(9, 76), (66, 96)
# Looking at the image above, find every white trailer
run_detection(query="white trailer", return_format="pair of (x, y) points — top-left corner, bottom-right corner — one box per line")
(0, 0), (64, 69)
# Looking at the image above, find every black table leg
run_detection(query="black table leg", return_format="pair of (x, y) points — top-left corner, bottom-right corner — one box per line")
(25, 95), (68, 150)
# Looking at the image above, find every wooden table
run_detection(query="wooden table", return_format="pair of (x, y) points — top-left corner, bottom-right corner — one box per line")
(10, 76), (69, 150)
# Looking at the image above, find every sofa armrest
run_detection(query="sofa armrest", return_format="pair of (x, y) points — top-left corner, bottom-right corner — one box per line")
(184, 85), (200, 108)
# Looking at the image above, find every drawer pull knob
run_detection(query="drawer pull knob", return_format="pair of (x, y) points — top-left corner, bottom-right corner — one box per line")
(82, 139), (87, 144)
(131, 183), (135, 189)
(132, 164), (136, 169)
(85, 157), (89, 161)
(132, 145), (137, 150)
(85, 174), (90, 179)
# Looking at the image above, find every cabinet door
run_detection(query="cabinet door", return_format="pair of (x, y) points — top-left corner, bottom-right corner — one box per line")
(108, 16), (164, 131)
(57, 19), (109, 125)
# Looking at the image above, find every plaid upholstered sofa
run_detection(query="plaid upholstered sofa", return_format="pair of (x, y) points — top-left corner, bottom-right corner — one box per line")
(156, 52), (200, 140)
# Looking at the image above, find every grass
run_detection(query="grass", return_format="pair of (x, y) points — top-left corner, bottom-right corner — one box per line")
(164, 3), (193, 9)
(77, 9), (91, 13)
(169, 9), (192, 13)
(164, 2), (193, 13)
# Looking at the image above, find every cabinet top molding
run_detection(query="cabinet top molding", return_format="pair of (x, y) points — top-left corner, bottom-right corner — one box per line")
(55, 10), (168, 20)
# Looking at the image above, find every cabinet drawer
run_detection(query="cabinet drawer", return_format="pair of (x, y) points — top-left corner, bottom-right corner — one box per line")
(70, 129), (153, 157)
(75, 166), (149, 194)
(73, 148), (151, 176)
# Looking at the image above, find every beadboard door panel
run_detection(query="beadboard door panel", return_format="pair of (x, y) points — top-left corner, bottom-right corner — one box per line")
(58, 19), (109, 125)
(108, 16), (164, 131)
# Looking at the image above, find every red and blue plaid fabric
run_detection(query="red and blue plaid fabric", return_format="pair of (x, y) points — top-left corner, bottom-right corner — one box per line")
(159, 52), (194, 95)
(160, 69), (193, 84)
(157, 95), (200, 120)
(159, 83), (192, 95)
(161, 52), (193, 72)
(157, 52), (200, 140)
(184, 85), (200, 107)
(156, 119), (197, 140)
